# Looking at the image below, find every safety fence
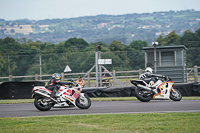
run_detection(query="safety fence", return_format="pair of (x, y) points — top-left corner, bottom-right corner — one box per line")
(0, 66), (199, 87)
(0, 69), (142, 87)
(187, 65), (200, 83)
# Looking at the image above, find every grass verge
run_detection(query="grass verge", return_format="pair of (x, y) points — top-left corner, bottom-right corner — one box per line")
(0, 113), (200, 133)
(0, 97), (200, 104)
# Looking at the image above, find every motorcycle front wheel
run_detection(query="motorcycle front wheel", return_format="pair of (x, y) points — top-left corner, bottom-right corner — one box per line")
(134, 87), (153, 102)
(34, 96), (53, 111)
(170, 88), (182, 101)
(75, 94), (91, 109)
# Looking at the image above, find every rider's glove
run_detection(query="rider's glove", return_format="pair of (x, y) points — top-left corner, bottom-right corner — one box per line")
(162, 76), (168, 80)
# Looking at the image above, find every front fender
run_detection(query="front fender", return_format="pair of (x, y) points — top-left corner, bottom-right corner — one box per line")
(79, 93), (87, 98)
(31, 92), (40, 98)
(31, 92), (36, 98)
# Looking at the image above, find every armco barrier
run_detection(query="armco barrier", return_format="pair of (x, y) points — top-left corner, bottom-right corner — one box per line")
(0, 81), (45, 99)
(0, 82), (199, 99)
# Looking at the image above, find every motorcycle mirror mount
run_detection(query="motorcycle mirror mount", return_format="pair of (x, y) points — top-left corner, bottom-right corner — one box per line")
(66, 79), (73, 82)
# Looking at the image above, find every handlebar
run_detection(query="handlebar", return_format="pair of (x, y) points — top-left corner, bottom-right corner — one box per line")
(162, 76), (173, 81)
(66, 79), (73, 81)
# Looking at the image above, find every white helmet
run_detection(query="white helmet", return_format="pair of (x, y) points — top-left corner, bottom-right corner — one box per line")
(145, 67), (153, 73)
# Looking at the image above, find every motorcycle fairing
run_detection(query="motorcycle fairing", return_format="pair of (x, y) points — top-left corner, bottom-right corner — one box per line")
(53, 86), (82, 107)
(152, 81), (174, 100)
(33, 86), (52, 93)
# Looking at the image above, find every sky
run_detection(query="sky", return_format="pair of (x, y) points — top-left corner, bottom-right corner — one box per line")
(0, 0), (200, 20)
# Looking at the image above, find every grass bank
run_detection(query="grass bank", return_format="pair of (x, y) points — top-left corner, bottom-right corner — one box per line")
(0, 113), (199, 133)
(0, 97), (200, 104)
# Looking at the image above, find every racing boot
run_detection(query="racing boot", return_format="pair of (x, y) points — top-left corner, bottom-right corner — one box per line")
(51, 87), (59, 99)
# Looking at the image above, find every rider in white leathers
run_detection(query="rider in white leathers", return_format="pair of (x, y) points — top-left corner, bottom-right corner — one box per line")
(139, 67), (167, 87)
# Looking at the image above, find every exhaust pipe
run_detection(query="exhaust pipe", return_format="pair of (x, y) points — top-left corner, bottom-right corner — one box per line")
(34, 91), (58, 103)
(137, 84), (151, 91)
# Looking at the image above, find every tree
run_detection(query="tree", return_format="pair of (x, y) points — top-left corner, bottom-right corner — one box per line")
(180, 30), (196, 47)
(164, 30), (180, 46)
(156, 35), (166, 46)
(195, 28), (200, 47)
(127, 40), (148, 50)
(2, 37), (15, 44)
(108, 40), (126, 51)
(195, 28), (200, 40)
(0, 51), (6, 76)
(64, 37), (89, 52)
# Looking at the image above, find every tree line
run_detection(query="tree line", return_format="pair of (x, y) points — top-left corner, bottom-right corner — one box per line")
(0, 28), (200, 77)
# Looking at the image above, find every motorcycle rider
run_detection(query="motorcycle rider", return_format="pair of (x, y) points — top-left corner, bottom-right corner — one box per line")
(46, 73), (72, 98)
(139, 67), (167, 87)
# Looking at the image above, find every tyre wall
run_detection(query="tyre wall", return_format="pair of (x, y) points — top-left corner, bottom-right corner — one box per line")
(0, 82), (199, 99)
(0, 81), (45, 99)
(82, 83), (200, 97)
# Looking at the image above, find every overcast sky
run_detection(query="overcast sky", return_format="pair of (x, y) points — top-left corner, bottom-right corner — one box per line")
(0, 0), (200, 20)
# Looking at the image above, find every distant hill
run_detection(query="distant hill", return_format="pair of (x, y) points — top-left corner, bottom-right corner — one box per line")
(0, 9), (200, 45)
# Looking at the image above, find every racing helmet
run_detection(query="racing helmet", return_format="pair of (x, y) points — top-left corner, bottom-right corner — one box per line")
(52, 73), (61, 80)
(145, 67), (153, 73)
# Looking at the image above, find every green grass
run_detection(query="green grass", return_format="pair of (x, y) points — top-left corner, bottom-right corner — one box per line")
(0, 113), (200, 133)
(0, 97), (200, 104)
(0, 99), (34, 104)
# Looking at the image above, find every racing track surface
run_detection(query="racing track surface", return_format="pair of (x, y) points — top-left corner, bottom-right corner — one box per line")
(0, 100), (200, 117)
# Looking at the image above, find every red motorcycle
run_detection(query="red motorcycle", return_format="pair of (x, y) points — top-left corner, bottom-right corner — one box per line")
(32, 79), (91, 111)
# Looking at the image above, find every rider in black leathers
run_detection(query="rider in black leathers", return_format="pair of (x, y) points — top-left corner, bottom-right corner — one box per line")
(139, 67), (167, 86)
(46, 73), (72, 98)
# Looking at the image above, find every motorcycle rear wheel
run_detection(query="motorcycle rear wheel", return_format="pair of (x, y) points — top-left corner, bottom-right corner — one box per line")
(135, 87), (152, 102)
(34, 96), (52, 111)
(170, 88), (182, 101)
(75, 94), (91, 109)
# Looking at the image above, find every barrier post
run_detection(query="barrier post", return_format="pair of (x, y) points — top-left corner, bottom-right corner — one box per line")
(194, 65), (198, 82)
(61, 72), (64, 82)
(139, 69), (142, 75)
(9, 75), (12, 81)
(88, 71), (91, 87)
(35, 74), (38, 81)
(113, 70), (115, 86)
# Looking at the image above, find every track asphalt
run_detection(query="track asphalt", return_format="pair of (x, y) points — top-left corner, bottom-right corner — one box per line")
(0, 100), (200, 117)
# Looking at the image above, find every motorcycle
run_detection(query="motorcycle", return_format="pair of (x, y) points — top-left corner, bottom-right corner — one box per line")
(130, 76), (182, 102)
(32, 79), (91, 111)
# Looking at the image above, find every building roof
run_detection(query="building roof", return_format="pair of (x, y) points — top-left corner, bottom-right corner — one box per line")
(143, 45), (187, 51)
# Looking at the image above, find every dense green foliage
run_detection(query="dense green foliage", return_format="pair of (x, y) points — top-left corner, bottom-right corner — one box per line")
(0, 10), (200, 45)
(0, 28), (200, 79)
(0, 36), (147, 77)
